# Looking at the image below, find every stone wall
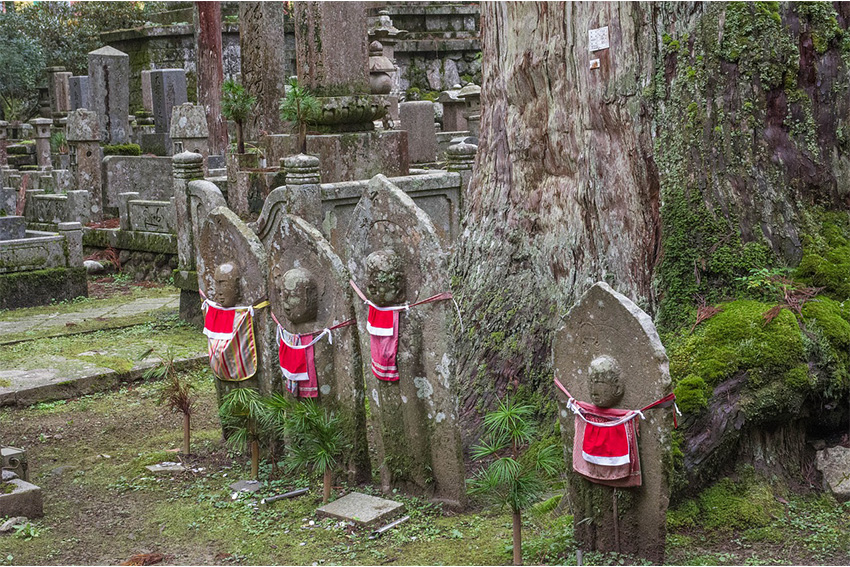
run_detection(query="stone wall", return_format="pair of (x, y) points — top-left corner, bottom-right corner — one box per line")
(102, 156), (173, 210)
(101, 23), (241, 112)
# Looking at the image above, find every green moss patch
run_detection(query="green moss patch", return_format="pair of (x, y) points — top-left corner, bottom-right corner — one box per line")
(795, 214), (850, 298)
(101, 143), (142, 156)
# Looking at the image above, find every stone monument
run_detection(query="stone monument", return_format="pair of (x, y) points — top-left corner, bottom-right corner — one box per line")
(170, 104), (211, 167)
(399, 101), (437, 164)
(46, 66), (72, 119)
(198, 206), (275, 394)
(66, 109), (103, 221)
(280, 1), (407, 182)
(260, 213), (371, 483)
(68, 76), (90, 112)
(345, 174), (465, 508)
(553, 282), (673, 563)
(144, 69), (188, 156)
(87, 46), (131, 144)
(29, 118), (53, 170)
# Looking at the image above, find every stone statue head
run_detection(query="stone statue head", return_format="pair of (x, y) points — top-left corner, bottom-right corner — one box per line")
(278, 267), (319, 324)
(365, 249), (405, 307)
(213, 262), (240, 308)
(588, 355), (624, 408)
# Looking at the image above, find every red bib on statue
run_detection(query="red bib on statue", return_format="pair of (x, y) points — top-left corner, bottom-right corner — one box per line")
(278, 330), (318, 398)
(202, 300), (258, 382)
(367, 307), (399, 382)
(571, 401), (642, 487)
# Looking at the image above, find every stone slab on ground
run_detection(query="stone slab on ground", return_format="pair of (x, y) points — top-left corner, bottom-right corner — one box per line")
(0, 479), (44, 518)
(316, 492), (405, 526)
(146, 462), (187, 474)
(0, 354), (207, 407)
(816, 446), (850, 501)
(230, 480), (262, 493)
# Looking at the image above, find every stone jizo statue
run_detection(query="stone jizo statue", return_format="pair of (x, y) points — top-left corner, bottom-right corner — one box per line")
(588, 355), (624, 409)
(276, 267), (319, 324)
(213, 262), (240, 308)
(365, 249), (405, 307)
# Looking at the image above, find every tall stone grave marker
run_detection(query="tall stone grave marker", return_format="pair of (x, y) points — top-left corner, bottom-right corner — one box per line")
(346, 174), (466, 508)
(87, 46), (131, 144)
(262, 213), (371, 483)
(66, 109), (103, 221)
(399, 101), (437, 164)
(46, 67), (72, 118)
(199, 206), (275, 395)
(140, 70), (154, 112)
(30, 118), (53, 170)
(150, 69), (188, 135)
(553, 282), (673, 563)
(170, 104), (210, 167)
(69, 76), (90, 111)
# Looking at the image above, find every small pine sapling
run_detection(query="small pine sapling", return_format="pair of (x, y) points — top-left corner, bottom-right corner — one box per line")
(279, 78), (320, 154)
(467, 399), (561, 566)
(219, 387), (270, 480)
(145, 350), (196, 456)
(221, 78), (257, 154)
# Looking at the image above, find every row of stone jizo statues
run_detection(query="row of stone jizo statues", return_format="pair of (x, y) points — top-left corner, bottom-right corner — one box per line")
(180, 155), (466, 508)
(177, 151), (677, 560)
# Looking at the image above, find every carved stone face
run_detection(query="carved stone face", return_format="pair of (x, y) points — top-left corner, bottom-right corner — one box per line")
(279, 267), (318, 324)
(213, 262), (240, 307)
(365, 249), (405, 307)
(588, 355), (624, 408)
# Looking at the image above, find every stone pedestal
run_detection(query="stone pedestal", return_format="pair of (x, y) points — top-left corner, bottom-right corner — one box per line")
(69, 76), (90, 111)
(30, 118), (54, 170)
(170, 103), (210, 168)
(458, 83), (481, 139)
(88, 46), (131, 144)
(58, 222), (83, 266)
(446, 139), (477, 190)
(0, 480), (43, 518)
(172, 152), (206, 326)
(438, 88), (467, 132)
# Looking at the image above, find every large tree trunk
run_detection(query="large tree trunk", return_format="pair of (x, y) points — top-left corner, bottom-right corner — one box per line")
(194, 2), (228, 156)
(238, 1), (288, 141)
(454, 2), (850, 438)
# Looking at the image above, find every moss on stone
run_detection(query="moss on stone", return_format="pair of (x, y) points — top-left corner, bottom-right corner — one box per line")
(794, 215), (850, 298)
(101, 143), (142, 156)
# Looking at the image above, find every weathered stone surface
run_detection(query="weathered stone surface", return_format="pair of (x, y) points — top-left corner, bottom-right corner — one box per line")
(238, 2), (287, 140)
(199, 206), (274, 393)
(553, 282), (672, 563)
(399, 101), (437, 163)
(438, 88), (467, 132)
(57, 222), (83, 266)
(140, 70), (153, 112)
(30, 118), (53, 169)
(816, 446), (850, 501)
(294, 2), (370, 96)
(67, 109), (103, 220)
(88, 46), (131, 144)
(0, 230), (71, 273)
(47, 68), (72, 115)
(145, 462), (186, 473)
(229, 479), (261, 493)
(1, 446), (28, 481)
(150, 68), (188, 135)
(260, 213), (370, 483)
(261, 130), (408, 184)
(170, 103), (210, 162)
(128, 200), (176, 234)
(0, 516), (28, 533)
(103, 156), (173, 207)
(0, 479), (43, 518)
(66, 109), (100, 142)
(317, 492), (404, 526)
(0, 187), (15, 215)
(0, 216), (26, 240)
(345, 174), (465, 508)
(68, 76), (90, 111)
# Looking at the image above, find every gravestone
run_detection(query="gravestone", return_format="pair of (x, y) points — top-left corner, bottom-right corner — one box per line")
(66, 109), (103, 221)
(346, 174), (466, 508)
(87, 46), (130, 144)
(68, 76), (90, 111)
(140, 70), (153, 112)
(46, 67), (72, 117)
(317, 492), (404, 526)
(170, 104), (210, 167)
(148, 69), (188, 155)
(399, 101), (437, 164)
(438, 88), (467, 132)
(29, 118), (53, 170)
(198, 206), (275, 394)
(553, 282), (673, 563)
(261, 212), (371, 483)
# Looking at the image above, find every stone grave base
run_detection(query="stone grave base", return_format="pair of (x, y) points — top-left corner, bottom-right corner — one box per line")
(0, 479), (44, 518)
(262, 130), (409, 184)
(0, 266), (88, 310)
(316, 492), (405, 526)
